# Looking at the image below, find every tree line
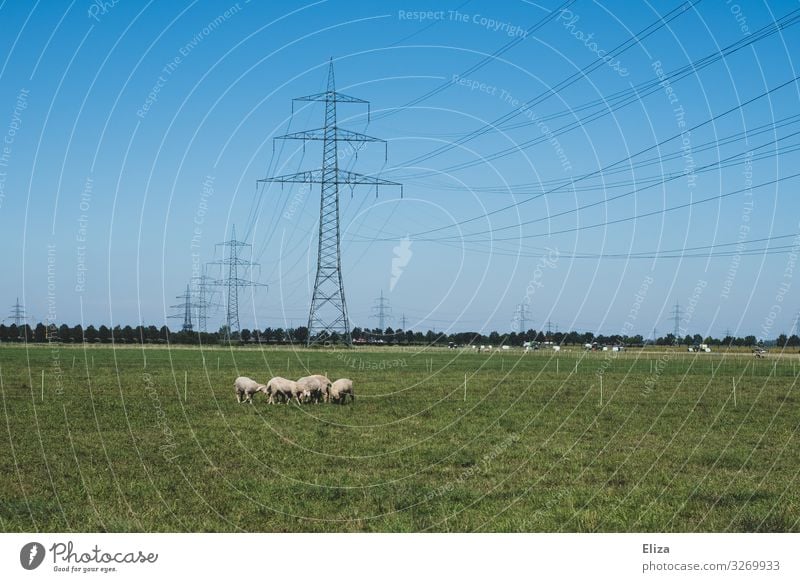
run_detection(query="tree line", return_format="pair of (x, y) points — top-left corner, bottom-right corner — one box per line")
(1, 322), (797, 348)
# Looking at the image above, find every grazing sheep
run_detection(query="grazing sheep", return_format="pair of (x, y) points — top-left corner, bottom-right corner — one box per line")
(329, 378), (354, 404)
(264, 376), (297, 404)
(296, 374), (332, 404)
(234, 376), (266, 404)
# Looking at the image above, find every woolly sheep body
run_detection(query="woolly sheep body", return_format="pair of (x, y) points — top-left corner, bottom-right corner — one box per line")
(296, 374), (332, 404)
(264, 376), (297, 404)
(329, 378), (354, 404)
(234, 376), (265, 404)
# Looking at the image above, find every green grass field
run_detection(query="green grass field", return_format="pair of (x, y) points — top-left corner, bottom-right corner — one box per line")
(1, 344), (798, 532)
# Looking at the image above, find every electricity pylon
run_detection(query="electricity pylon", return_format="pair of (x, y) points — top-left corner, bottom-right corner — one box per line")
(515, 304), (529, 332)
(372, 290), (391, 331)
(8, 298), (26, 327)
(169, 284), (195, 332)
(192, 267), (218, 333)
(259, 59), (401, 346)
(210, 225), (266, 340)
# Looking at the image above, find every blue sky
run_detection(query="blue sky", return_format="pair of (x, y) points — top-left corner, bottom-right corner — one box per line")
(1, 0), (799, 338)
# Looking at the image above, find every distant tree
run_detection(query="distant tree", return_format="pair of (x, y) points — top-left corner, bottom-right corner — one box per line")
(744, 335), (757, 346)
(33, 323), (46, 342)
(788, 334), (800, 347)
(59, 324), (71, 342)
(240, 329), (251, 342)
(98, 325), (111, 343)
(777, 334), (789, 347)
(72, 324), (84, 343)
(294, 326), (308, 343)
(84, 325), (98, 343)
(683, 334), (693, 346)
(122, 325), (135, 343)
(159, 326), (169, 341)
(693, 334), (704, 345)
(146, 325), (159, 342)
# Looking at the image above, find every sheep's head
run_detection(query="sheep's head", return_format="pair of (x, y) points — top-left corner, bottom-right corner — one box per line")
(260, 384), (271, 395)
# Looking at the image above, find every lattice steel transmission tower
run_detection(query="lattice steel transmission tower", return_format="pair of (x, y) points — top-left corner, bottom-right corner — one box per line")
(192, 267), (218, 333)
(515, 304), (530, 332)
(8, 297), (26, 327)
(259, 59), (402, 346)
(168, 284), (196, 332)
(670, 302), (682, 341)
(372, 290), (391, 331)
(210, 225), (266, 340)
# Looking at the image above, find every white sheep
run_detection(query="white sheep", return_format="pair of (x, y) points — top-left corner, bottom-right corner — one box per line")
(264, 376), (297, 404)
(329, 378), (354, 404)
(296, 374), (332, 404)
(234, 376), (266, 404)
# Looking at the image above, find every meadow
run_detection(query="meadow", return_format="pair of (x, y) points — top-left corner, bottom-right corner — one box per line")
(0, 343), (798, 532)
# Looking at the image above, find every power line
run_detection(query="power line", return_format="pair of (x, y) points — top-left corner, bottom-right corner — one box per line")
(396, 6), (799, 178)
(372, 0), (575, 122)
(398, 73), (800, 240)
(419, 112), (800, 194)
(399, 0), (705, 169)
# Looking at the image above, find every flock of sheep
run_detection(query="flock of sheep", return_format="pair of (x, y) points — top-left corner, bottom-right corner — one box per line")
(234, 374), (354, 405)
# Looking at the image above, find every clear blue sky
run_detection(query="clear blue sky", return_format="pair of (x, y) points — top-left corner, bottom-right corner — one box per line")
(1, 0), (799, 339)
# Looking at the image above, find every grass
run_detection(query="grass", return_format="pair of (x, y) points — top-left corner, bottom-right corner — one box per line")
(0, 343), (798, 532)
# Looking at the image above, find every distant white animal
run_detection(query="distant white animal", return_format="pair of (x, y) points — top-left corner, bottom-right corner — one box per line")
(296, 374), (332, 404)
(329, 378), (354, 404)
(234, 376), (266, 404)
(263, 376), (297, 404)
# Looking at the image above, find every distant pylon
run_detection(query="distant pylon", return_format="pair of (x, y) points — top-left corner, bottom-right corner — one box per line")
(259, 59), (402, 346)
(168, 284), (195, 332)
(372, 290), (391, 330)
(192, 267), (218, 333)
(8, 297), (26, 327)
(670, 301), (682, 340)
(210, 225), (267, 339)
(515, 304), (529, 332)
